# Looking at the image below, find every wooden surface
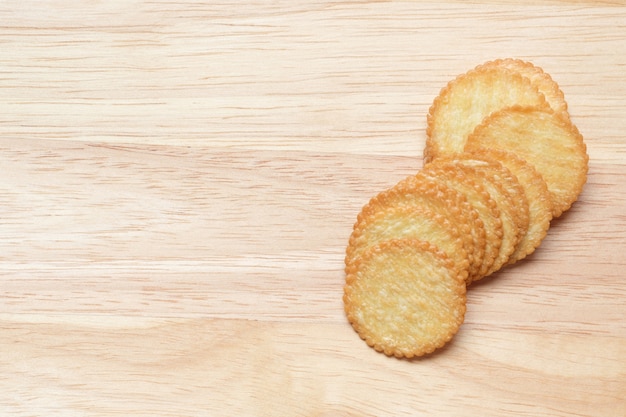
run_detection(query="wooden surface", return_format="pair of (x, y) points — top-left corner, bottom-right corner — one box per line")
(1, 1), (625, 416)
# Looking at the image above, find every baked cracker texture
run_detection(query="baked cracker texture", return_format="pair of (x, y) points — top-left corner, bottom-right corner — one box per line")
(466, 147), (553, 264)
(357, 174), (486, 278)
(346, 205), (470, 284)
(343, 58), (589, 358)
(420, 163), (503, 283)
(465, 105), (588, 217)
(477, 58), (569, 116)
(424, 66), (550, 163)
(343, 239), (467, 358)
(426, 155), (530, 279)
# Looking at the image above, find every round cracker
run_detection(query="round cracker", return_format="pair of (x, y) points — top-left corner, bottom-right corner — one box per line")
(344, 239), (467, 358)
(467, 147), (553, 264)
(420, 163), (503, 283)
(477, 58), (569, 116)
(358, 174), (486, 279)
(465, 105), (588, 217)
(424, 66), (550, 163)
(346, 205), (470, 284)
(429, 155), (529, 278)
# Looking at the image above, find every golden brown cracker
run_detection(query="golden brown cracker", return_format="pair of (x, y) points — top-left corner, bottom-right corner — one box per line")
(467, 147), (553, 264)
(346, 205), (470, 284)
(344, 239), (467, 358)
(424, 66), (550, 163)
(428, 155), (530, 278)
(477, 58), (569, 116)
(357, 174), (486, 279)
(465, 106), (588, 217)
(420, 163), (503, 283)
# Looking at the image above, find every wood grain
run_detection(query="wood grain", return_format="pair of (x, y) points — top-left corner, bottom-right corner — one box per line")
(1, 1), (625, 416)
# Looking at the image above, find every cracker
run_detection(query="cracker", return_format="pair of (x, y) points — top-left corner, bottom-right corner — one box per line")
(465, 105), (588, 217)
(346, 205), (470, 284)
(424, 66), (550, 163)
(477, 58), (569, 116)
(358, 174), (486, 279)
(343, 60), (588, 358)
(467, 147), (553, 264)
(428, 155), (530, 278)
(420, 163), (503, 283)
(344, 239), (467, 358)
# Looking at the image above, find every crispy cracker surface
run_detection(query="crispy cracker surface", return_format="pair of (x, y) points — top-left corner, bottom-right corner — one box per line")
(424, 67), (550, 163)
(467, 147), (553, 264)
(346, 205), (470, 283)
(478, 58), (569, 116)
(428, 156), (529, 279)
(420, 163), (503, 283)
(358, 174), (485, 278)
(344, 239), (466, 358)
(343, 59), (589, 358)
(465, 106), (588, 217)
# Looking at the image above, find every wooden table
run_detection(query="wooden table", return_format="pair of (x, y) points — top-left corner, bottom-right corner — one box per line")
(1, 1), (625, 416)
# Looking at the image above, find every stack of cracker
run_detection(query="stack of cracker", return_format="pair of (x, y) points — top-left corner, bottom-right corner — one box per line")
(343, 59), (589, 358)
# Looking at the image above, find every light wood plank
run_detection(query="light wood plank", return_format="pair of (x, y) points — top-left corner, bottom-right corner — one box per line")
(0, 2), (625, 162)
